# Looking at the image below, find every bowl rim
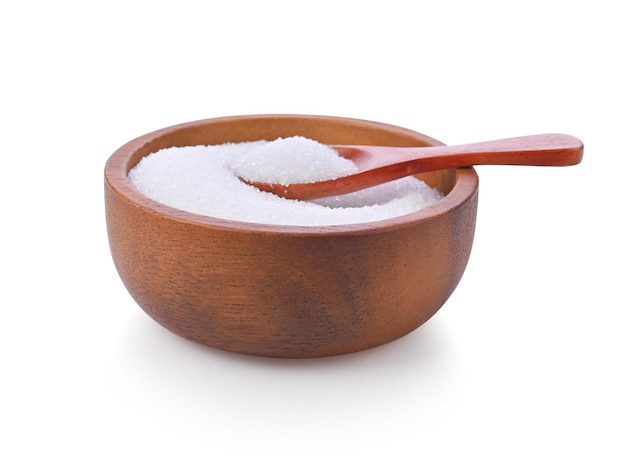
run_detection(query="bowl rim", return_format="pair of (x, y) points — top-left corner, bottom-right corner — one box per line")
(104, 114), (479, 236)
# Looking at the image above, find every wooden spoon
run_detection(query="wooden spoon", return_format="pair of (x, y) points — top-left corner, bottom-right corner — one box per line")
(242, 133), (583, 200)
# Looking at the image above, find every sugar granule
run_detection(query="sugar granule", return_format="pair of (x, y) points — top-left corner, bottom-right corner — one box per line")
(128, 136), (444, 226)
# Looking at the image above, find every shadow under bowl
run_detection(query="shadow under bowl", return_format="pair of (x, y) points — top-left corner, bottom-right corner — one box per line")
(105, 114), (479, 358)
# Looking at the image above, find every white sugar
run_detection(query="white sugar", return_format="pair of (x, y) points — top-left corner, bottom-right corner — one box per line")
(128, 136), (444, 226)
(233, 136), (358, 185)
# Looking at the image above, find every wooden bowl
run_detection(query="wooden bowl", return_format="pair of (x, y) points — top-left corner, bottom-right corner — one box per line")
(105, 115), (479, 358)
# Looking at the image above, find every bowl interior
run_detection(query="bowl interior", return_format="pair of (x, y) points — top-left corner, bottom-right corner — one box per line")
(118, 115), (457, 202)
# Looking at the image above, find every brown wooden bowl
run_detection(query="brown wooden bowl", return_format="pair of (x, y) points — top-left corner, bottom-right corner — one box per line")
(105, 115), (479, 358)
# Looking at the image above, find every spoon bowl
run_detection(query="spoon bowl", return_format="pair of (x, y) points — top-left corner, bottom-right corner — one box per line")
(245, 133), (583, 200)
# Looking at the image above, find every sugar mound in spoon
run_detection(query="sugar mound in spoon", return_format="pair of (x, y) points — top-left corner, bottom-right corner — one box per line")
(128, 136), (444, 226)
(233, 136), (359, 185)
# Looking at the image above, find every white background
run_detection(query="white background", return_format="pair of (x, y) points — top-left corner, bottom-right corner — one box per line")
(2, 1), (624, 456)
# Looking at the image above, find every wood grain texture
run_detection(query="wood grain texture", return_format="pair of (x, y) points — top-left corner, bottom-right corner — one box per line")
(104, 115), (479, 358)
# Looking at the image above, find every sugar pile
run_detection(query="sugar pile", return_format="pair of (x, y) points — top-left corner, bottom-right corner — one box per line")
(233, 136), (359, 184)
(128, 136), (444, 226)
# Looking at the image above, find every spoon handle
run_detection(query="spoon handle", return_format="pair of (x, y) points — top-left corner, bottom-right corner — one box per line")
(422, 133), (583, 167)
(347, 133), (584, 173)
